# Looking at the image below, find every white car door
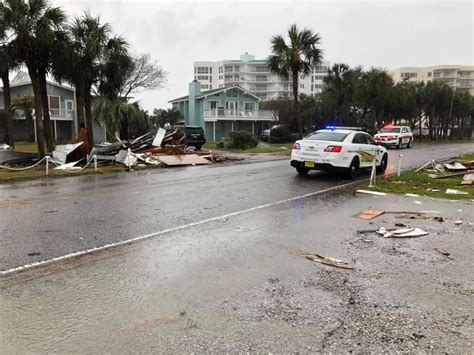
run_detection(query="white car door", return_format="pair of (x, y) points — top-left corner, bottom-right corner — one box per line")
(351, 133), (375, 168)
(401, 127), (410, 144)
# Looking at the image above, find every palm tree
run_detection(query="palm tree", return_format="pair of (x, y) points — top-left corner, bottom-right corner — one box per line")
(267, 24), (323, 138)
(92, 97), (150, 140)
(0, 44), (19, 147)
(323, 63), (356, 125)
(53, 12), (131, 145)
(358, 68), (394, 133)
(1, 0), (66, 156)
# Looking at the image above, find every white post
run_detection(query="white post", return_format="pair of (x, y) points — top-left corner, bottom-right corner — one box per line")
(368, 155), (377, 188)
(33, 118), (37, 142)
(94, 155), (98, 172)
(45, 156), (50, 176)
(397, 154), (403, 177)
(127, 148), (132, 172)
(54, 120), (58, 142)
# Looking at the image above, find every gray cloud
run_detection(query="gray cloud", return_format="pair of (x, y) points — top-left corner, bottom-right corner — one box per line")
(53, 0), (473, 111)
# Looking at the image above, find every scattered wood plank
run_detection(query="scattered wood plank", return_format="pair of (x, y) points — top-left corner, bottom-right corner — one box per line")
(353, 209), (385, 220)
(299, 252), (354, 270)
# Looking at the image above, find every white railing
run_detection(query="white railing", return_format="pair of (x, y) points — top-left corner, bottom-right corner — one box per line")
(204, 109), (278, 120)
(13, 108), (75, 121)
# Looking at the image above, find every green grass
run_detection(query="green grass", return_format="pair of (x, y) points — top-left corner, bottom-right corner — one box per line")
(204, 142), (293, 154)
(13, 141), (39, 153)
(0, 164), (159, 183)
(361, 151), (474, 200)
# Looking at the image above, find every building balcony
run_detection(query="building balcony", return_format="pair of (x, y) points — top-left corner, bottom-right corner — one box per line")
(13, 108), (75, 121)
(204, 109), (278, 121)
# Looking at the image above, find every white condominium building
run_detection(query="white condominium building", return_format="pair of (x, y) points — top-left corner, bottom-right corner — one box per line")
(193, 52), (331, 100)
(390, 65), (474, 95)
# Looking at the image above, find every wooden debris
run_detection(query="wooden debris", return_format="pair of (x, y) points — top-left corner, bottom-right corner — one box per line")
(299, 252), (354, 269)
(434, 248), (450, 256)
(353, 209), (385, 220)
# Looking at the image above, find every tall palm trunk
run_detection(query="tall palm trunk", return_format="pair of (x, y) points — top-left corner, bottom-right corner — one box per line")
(75, 85), (86, 126)
(84, 87), (94, 144)
(38, 69), (55, 151)
(26, 62), (46, 157)
(292, 70), (302, 138)
(1, 70), (14, 148)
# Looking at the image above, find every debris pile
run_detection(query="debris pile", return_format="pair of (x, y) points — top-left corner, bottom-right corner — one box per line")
(1, 128), (234, 171)
(416, 159), (474, 187)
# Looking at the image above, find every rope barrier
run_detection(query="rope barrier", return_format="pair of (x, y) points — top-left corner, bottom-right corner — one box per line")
(0, 156), (47, 171)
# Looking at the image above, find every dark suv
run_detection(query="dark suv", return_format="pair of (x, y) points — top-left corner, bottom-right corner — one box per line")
(170, 125), (206, 150)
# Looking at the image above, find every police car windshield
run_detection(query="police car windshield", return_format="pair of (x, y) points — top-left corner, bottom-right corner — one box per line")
(380, 127), (401, 133)
(306, 132), (348, 142)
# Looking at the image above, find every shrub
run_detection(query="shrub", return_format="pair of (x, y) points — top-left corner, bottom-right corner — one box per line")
(269, 126), (292, 143)
(227, 131), (258, 150)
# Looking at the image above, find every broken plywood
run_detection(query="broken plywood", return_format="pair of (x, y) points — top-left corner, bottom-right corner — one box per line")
(354, 209), (385, 220)
(159, 154), (211, 166)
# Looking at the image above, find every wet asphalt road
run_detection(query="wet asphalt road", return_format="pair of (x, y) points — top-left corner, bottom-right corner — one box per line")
(1, 186), (472, 353)
(0, 142), (472, 272)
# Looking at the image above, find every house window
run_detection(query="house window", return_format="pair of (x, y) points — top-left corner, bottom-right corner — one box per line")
(209, 101), (218, 109)
(202, 84), (209, 89)
(311, 76), (314, 83)
(428, 72), (432, 77)
(300, 84), (304, 89)
(244, 102), (255, 111)
(48, 95), (60, 116)
(226, 89), (238, 98)
(197, 75), (209, 80)
(219, 66), (223, 73)
(219, 75), (223, 80)
(401, 72), (417, 79)
(256, 75), (267, 82)
(255, 65), (268, 72)
(224, 66), (233, 73)
(234, 75), (239, 81)
(209, 67), (212, 74)
(197, 66), (209, 74)
(256, 84), (267, 91)
(225, 75), (233, 81)
(234, 66), (240, 72)
(315, 75), (325, 80)
(209, 85), (212, 90)
(311, 84), (314, 91)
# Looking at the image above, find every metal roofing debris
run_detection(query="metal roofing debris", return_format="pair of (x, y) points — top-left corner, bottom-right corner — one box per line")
(52, 142), (84, 164)
(444, 162), (468, 171)
(376, 227), (428, 238)
(356, 189), (387, 196)
(152, 128), (166, 147)
(0, 144), (11, 151)
(54, 161), (81, 171)
(445, 189), (468, 195)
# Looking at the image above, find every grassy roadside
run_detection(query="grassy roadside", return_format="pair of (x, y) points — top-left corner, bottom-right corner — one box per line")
(204, 142), (293, 154)
(0, 164), (160, 183)
(11, 141), (39, 153)
(361, 152), (474, 200)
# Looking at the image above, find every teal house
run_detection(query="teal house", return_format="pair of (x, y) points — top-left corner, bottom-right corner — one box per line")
(169, 81), (278, 141)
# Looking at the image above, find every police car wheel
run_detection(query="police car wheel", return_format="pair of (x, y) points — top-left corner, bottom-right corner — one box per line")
(347, 158), (360, 180)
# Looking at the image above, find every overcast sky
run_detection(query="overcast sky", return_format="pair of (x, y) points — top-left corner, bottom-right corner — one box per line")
(53, 0), (473, 111)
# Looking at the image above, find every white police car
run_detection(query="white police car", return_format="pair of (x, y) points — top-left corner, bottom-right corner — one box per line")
(374, 126), (413, 149)
(290, 127), (388, 179)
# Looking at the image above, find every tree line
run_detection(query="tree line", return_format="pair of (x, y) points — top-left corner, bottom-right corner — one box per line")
(264, 25), (473, 141)
(0, 0), (166, 156)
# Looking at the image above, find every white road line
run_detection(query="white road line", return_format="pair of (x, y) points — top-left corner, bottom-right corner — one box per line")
(1, 179), (361, 276)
